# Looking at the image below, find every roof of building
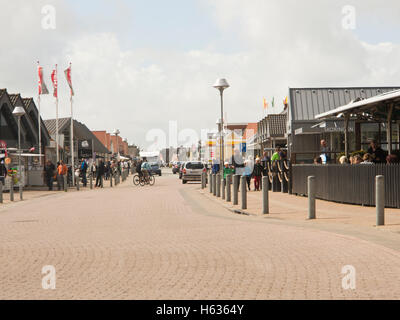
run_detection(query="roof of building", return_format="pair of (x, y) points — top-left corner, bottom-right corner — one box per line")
(8, 93), (21, 106)
(44, 118), (110, 154)
(316, 89), (400, 121)
(267, 114), (287, 137)
(289, 87), (400, 121)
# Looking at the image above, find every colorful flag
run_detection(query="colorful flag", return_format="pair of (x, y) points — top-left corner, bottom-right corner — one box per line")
(271, 97), (275, 108)
(263, 97), (268, 109)
(51, 65), (58, 98)
(38, 62), (49, 95)
(64, 63), (74, 96)
(283, 96), (288, 105)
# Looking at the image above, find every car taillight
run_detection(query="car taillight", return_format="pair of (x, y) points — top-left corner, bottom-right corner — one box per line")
(183, 169), (187, 174)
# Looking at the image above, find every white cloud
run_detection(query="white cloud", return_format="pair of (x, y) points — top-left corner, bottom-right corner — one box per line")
(0, 0), (399, 149)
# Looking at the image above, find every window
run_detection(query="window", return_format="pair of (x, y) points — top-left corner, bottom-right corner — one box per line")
(185, 162), (204, 169)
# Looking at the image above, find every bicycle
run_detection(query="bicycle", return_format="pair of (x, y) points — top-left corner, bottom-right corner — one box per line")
(133, 173), (155, 186)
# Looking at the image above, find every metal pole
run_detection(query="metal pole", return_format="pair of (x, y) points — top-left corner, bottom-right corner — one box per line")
(241, 176), (247, 210)
(220, 90), (224, 175)
(55, 64), (59, 163)
(212, 174), (216, 196)
(376, 175), (385, 226)
(110, 172), (113, 187)
(100, 175), (103, 188)
(76, 174), (80, 191)
(308, 176), (316, 219)
(216, 173), (221, 198)
(18, 116), (23, 200)
(209, 172), (212, 193)
(38, 95), (42, 166)
(233, 174), (240, 205)
(201, 171), (205, 189)
(10, 177), (14, 201)
(226, 174), (232, 202)
(262, 176), (269, 214)
(0, 180), (3, 203)
(70, 97), (75, 186)
(221, 177), (226, 200)
(90, 172), (93, 189)
(64, 174), (67, 192)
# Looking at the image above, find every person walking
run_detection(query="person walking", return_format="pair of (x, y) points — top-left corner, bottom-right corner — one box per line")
(56, 160), (67, 191)
(253, 157), (263, 191)
(242, 160), (253, 191)
(95, 160), (105, 188)
(223, 161), (235, 182)
(0, 159), (8, 187)
(44, 160), (55, 191)
(80, 158), (88, 187)
(231, 149), (245, 176)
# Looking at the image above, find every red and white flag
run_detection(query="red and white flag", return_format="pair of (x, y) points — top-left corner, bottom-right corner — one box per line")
(51, 65), (58, 98)
(37, 62), (49, 95)
(64, 63), (74, 96)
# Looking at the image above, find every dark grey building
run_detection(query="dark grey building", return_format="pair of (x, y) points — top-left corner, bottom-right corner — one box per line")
(287, 87), (400, 163)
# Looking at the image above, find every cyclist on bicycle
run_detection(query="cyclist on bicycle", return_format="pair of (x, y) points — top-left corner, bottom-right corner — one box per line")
(136, 159), (143, 178)
(141, 159), (151, 182)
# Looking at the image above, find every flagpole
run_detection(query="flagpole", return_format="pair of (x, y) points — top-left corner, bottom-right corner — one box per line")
(70, 94), (74, 186)
(55, 64), (59, 163)
(37, 61), (42, 166)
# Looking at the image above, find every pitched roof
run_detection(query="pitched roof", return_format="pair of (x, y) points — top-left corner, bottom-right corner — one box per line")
(0, 89), (6, 99)
(289, 87), (400, 121)
(8, 93), (20, 106)
(22, 98), (33, 108)
(267, 114), (287, 137)
(44, 118), (110, 154)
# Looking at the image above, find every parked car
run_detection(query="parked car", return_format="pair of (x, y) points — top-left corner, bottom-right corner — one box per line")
(149, 162), (162, 176)
(172, 162), (181, 174)
(182, 161), (206, 184)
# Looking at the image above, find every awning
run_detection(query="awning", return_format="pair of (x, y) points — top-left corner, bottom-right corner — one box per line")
(316, 89), (400, 120)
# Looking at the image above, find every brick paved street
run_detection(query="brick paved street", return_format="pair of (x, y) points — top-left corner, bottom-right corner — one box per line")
(0, 171), (400, 300)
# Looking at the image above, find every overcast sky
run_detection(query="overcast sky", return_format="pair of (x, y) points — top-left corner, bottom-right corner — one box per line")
(1, 0), (400, 149)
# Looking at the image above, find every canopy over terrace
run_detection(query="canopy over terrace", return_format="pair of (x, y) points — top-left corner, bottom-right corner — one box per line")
(316, 89), (400, 156)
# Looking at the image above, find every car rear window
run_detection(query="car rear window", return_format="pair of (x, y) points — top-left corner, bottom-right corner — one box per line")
(186, 162), (204, 169)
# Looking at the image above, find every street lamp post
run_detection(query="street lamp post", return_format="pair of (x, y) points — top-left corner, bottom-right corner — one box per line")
(213, 78), (230, 174)
(13, 105), (26, 200)
(114, 129), (120, 160)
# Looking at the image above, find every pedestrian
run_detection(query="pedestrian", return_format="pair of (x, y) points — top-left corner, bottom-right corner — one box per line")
(44, 160), (56, 191)
(367, 139), (386, 163)
(136, 159), (143, 179)
(56, 160), (67, 190)
(223, 161), (234, 182)
(80, 158), (88, 187)
(242, 160), (252, 191)
(95, 160), (105, 187)
(0, 159), (8, 186)
(253, 158), (263, 191)
(231, 149), (245, 176)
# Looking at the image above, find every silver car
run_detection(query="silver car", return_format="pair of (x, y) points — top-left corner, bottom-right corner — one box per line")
(182, 161), (206, 184)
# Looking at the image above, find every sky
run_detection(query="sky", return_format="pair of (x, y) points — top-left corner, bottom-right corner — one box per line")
(1, 0), (400, 150)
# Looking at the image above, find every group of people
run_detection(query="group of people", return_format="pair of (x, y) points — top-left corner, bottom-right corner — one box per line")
(218, 148), (286, 192)
(43, 158), (131, 191)
(314, 139), (399, 165)
(134, 158), (152, 182)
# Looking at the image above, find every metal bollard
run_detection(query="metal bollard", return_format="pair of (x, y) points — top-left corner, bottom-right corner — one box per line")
(209, 173), (212, 193)
(376, 175), (385, 226)
(262, 176), (269, 214)
(212, 174), (216, 196)
(0, 181), (3, 203)
(19, 178), (23, 201)
(221, 177), (226, 200)
(110, 173), (113, 187)
(64, 175), (68, 192)
(216, 173), (221, 198)
(76, 176), (80, 191)
(101, 175), (104, 188)
(90, 174), (93, 189)
(226, 174), (232, 202)
(241, 176), (247, 210)
(10, 178), (14, 201)
(201, 172), (205, 189)
(308, 176), (316, 219)
(233, 175), (240, 205)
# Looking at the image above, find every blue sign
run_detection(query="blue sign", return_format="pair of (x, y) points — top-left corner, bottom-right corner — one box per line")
(240, 143), (247, 153)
